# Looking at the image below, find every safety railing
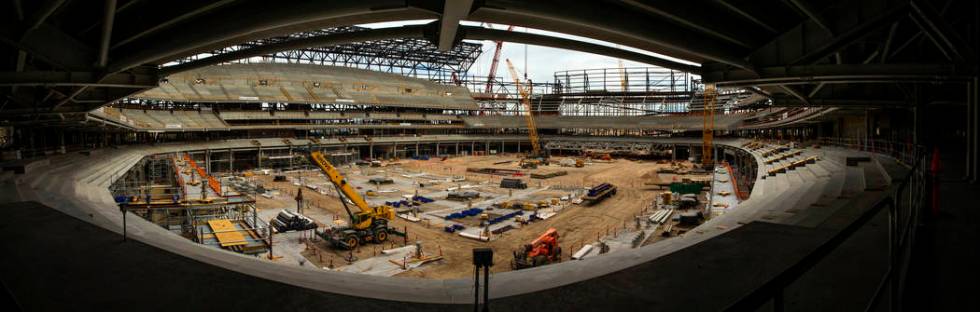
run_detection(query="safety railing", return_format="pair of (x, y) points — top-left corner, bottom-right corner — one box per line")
(725, 146), (926, 311)
(818, 137), (918, 166)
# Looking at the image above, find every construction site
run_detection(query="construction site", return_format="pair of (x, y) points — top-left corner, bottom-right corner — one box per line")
(106, 137), (740, 279)
(0, 1), (976, 310)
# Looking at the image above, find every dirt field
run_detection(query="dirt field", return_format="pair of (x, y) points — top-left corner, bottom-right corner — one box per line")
(251, 154), (693, 279)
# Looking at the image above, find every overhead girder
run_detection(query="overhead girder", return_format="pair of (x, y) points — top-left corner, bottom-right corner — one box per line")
(108, 0), (241, 50)
(435, 0), (473, 51)
(158, 24), (701, 76)
(159, 26), (429, 76)
(785, 0), (834, 35)
(909, 0), (976, 63)
(789, 3), (909, 65)
(703, 63), (975, 88)
(469, 0), (753, 71)
(1, 0), (976, 119)
(107, 0), (441, 73)
(712, 0), (781, 34)
(454, 26), (702, 73)
(615, 0), (770, 49)
(0, 23), (97, 72)
(0, 70), (159, 88)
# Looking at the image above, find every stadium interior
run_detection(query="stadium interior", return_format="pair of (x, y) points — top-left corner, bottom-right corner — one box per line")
(0, 0), (977, 311)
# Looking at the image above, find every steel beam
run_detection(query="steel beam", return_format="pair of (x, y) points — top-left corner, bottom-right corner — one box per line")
(471, 0), (750, 70)
(910, 0), (975, 63)
(24, 0), (67, 33)
(769, 96), (910, 108)
(779, 85), (811, 106)
(786, 0), (833, 35)
(618, 0), (763, 48)
(0, 71), (159, 88)
(436, 0), (473, 51)
(703, 63), (973, 87)
(790, 3), (908, 65)
(110, 0), (239, 50)
(713, 0), (779, 34)
(97, 0), (118, 68)
(1, 23), (96, 71)
(160, 26), (428, 75)
(108, 1), (437, 73)
(463, 26), (701, 73)
(163, 25), (702, 76)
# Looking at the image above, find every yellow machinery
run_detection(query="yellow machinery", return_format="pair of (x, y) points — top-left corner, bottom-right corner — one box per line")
(310, 151), (402, 249)
(506, 59), (548, 166)
(702, 84), (717, 167)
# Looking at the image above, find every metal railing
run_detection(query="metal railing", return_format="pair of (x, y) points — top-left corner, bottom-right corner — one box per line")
(725, 145), (926, 311)
(818, 137), (919, 166)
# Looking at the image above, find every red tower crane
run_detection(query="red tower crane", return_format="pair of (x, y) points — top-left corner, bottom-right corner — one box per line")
(484, 25), (515, 95)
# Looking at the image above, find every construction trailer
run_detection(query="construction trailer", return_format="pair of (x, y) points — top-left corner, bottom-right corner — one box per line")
(500, 178), (528, 189)
(582, 183), (617, 204)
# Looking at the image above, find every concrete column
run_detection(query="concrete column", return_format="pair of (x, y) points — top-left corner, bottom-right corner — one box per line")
(59, 130), (65, 154)
(671, 144), (676, 162)
(455, 142), (459, 155)
(205, 150), (211, 173)
(228, 149), (234, 173)
(967, 80), (974, 181)
(486, 141), (490, 154)
(436, 143), (440, 156)
(970, 78), (979, 182)
(517, 141), (521, 153)
(257, 147), (262, 168)
(369, 142), (374, 159)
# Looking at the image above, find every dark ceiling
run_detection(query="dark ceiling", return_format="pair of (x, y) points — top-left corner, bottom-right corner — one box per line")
(0, 0), (976, 120)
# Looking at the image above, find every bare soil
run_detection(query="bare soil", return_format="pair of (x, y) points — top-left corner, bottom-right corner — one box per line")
(252, 154), (693, 279)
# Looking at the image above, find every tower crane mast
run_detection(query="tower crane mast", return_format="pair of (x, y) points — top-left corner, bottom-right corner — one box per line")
(485, 25), (515, 95)
(505, 59), (544, 160)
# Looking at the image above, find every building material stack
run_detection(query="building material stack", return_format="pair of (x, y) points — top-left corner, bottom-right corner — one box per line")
(582, 183), (617, 204)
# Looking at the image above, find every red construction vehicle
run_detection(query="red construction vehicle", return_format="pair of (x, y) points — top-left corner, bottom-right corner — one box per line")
(512, 228), (562, 269)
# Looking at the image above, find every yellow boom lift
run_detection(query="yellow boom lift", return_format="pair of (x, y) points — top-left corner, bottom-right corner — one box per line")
(505, 59), (548, 168)
(310, 151), (403, 249)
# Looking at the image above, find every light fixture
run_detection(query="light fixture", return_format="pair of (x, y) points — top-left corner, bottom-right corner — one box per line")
(258, 79), (268, 86)
(194, 78), (206, 84)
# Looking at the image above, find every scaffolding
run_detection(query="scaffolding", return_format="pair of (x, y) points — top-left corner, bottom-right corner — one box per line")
(112, 152), (269, 254)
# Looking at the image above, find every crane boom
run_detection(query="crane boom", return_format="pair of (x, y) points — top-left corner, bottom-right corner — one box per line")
(505, 58), (542, 157)
(310, 151), (372, 214)
(309, 151), (399, 249)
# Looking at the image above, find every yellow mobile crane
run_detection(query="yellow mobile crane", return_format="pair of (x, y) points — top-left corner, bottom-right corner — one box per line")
(310, 151), (402, 249)
(505, 59), (547, 168)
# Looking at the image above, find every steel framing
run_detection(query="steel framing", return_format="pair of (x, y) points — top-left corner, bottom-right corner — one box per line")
(173, 26), (483, 80)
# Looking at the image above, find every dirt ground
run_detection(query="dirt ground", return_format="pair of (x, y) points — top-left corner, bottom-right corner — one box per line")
(251, 154), (695, 279)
